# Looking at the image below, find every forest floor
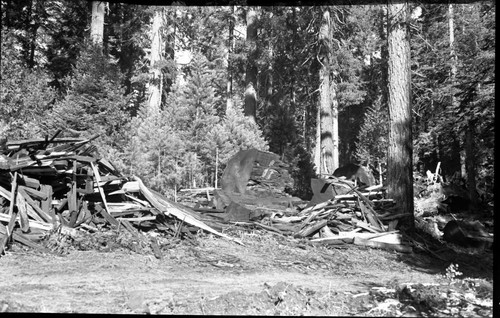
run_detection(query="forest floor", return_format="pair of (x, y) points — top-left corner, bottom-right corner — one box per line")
(0, 228), (494, 316)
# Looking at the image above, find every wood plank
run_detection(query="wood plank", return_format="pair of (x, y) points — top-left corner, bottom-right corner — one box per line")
(353, 237), (412, 253)
(310, 237), (354, 244)
(19, 186), (48, 201)
(0, 213), (52, 231)
(0, 172), (18, 254)
(6, 137), (84, 148)
(11, 231), (54, 254)
(294, 219), (328, 238)
(18, 175), (40, 189)
(355, 220), (382, 233)
(17, 188), (52, 223)
(90, 162), (119, 227)
(140, 179), (244, 245)
(15, 189), (30, 232)
(116, 216), (157, 222)
(39, 184), (54, 221)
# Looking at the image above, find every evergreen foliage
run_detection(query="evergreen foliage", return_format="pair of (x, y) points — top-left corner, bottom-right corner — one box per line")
(46, 41), (131, 161)
(355, 96), (389, 167)
(0, 29), (56, 139)
(0, 3), (494, 204)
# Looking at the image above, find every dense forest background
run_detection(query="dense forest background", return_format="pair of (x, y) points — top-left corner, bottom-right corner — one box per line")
(0, 1), (495, 204)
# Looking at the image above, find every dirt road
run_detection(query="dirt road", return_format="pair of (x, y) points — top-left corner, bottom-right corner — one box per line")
(0, 232), (457, 315)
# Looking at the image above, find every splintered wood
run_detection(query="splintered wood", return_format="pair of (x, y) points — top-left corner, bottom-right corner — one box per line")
(0, 133), (410, 256)
(0, 132), (241, 257)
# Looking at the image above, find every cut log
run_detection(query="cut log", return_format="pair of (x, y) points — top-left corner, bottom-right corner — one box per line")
(295, 219), (328, 238)
(353, 237), (412, 253)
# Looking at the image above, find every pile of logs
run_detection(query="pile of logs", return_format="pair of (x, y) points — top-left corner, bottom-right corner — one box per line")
(0, 132), (240, 257)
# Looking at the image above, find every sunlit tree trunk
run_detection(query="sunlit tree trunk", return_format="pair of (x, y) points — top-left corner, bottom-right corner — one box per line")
(244, 7), (258, 123)
(315, 8), (336, 176)
(148, 8), (163, 111)
(226, 6), (235, 113)
(387, 1), (414, 230)
(91, 1), (105, 46)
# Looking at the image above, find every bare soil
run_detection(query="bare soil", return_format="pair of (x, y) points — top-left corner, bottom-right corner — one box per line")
(0, 230), (493, 315)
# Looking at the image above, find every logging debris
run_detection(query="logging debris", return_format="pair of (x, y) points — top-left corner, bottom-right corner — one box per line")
(1, 136), (413, 257)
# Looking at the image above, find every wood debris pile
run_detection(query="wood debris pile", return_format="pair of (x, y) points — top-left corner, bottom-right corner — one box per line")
(0, 132), (239, 257)
(180, 149), (413, 253)
(194, 177), (413, 253)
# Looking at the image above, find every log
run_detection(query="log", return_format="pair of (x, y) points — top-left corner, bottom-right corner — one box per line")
(353, 237), (412, 253)
(295, 219), (328, 238)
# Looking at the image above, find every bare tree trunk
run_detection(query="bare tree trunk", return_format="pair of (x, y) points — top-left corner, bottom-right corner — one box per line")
(314, 106), (321, 176)
(148, 8), (163, 112)
(447, 4), (466, 180)
(226, 6), (235, 113)
(316, 8), (335, 175)
(387, 1), (414, 230)
(91, 1), (105, 45)
(244, 7), (258, 122)
(465, 122), (478, 209)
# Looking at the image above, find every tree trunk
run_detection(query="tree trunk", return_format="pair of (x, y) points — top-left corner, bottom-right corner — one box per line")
(387, 1), (414, 230)
(148, 8), (163, 112)
(465, 122), (478, 210)
(448, 4), (465, 180)
(316, 8), (335, 175)
(244, 7), (258, 122)
(226, 6), (235, 113)
(91, 1), (105, 45)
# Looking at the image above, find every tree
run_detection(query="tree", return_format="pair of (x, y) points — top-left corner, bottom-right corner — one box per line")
(0, 29), (56, 140)
(387, 1), (414, 230)
(148, 8), (163, 111)
(91, 1), (105, 46)
(315, 8), (337, 176)
(46, 41), (130, 160)
(244, 7), (258, 122)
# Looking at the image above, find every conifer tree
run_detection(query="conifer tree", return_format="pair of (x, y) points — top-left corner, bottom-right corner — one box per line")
(47, 41), (130, 159)
(0, 29), (56, 140)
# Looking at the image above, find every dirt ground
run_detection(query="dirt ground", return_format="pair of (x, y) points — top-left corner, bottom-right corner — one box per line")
(0, 229), (494, 315)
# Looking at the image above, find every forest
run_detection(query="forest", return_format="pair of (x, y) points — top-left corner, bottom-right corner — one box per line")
(1, 1), (495, 216)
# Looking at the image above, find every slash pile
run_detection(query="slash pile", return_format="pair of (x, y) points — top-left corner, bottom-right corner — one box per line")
(0, 132), (239, 257)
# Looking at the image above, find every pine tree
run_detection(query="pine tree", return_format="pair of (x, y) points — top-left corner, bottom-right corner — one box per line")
(46, 41), (130, 159)
(355, 96), (389, 167)
(0, 29), (56, 140)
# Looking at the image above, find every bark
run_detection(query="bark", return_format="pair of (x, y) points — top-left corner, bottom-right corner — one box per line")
(465, 122), (478, 210)
(91, 1), (105, 45)
(226, 6), (235, 113)
(387, 1), (414, 230)
(244, 7), (258, 122)
(315, 9), (336, 175)
(148, 8), (163, 112)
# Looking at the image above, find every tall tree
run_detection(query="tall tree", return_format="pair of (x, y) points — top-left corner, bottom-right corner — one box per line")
(387, 1), (414, 230)
(244, 7), (258, 122)
(91, 1), (105, 46)
(148, 8), (163, 111)
(315, 8), (337, 175)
